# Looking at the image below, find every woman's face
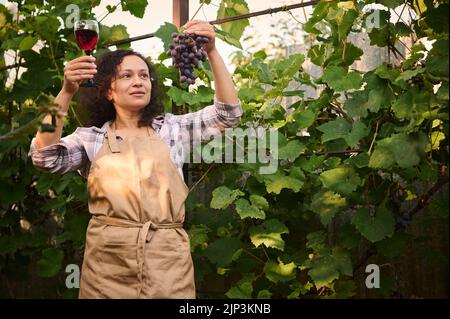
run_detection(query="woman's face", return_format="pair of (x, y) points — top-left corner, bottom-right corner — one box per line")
(107, 55), (152, 112)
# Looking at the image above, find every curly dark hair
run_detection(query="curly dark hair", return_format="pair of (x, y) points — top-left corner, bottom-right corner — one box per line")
(77, 49), (164, 128)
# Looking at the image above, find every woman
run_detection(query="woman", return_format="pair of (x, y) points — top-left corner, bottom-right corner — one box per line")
(28, 20), (242, 298)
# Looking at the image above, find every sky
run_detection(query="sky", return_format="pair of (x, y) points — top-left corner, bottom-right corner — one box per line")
(1, 0), (306, 73)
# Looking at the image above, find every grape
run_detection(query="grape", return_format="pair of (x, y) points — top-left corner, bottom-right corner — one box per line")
(168, 32), (209, 84)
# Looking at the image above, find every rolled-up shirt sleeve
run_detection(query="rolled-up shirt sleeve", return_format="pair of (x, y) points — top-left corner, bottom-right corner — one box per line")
(167, 97), (243, 144)
(211, 98), (243, 129)
(28, 128), (88, 174)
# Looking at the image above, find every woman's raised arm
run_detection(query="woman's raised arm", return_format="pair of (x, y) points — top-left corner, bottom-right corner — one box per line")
(183, 20), (239, 105)
(34, 55), (97, 149)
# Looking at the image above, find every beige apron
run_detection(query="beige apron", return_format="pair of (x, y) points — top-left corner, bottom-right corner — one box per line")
(78, 122), (195, 299)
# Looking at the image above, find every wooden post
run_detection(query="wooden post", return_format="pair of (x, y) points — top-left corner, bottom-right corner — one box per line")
(172, 0), (189, 116)
(173, 0), (189, 28)
(173, 0), (190, 182)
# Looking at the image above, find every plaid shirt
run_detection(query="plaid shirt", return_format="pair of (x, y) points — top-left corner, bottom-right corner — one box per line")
(28, 98), (243, 180)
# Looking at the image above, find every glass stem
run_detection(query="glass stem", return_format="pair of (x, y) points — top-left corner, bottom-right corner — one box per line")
(85, 50), (94, 84)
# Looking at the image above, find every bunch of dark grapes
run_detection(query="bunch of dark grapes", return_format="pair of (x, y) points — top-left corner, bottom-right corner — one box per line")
(167, 32), (209, 84)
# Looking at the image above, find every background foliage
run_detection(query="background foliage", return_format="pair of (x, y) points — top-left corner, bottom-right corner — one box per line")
(0, 0), (448, 298)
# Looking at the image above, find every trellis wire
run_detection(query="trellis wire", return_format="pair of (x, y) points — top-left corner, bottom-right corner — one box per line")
(0, 0), (319, 71)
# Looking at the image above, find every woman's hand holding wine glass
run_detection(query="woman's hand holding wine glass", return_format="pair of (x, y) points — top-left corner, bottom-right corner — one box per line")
(62, 56), (97, 96)
(74, 19), (99, 87)
(34, 19), (99, 149)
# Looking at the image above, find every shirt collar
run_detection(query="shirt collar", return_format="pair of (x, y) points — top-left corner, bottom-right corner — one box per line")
(99, 120), (113, 132)
(97, 117), (164, 133)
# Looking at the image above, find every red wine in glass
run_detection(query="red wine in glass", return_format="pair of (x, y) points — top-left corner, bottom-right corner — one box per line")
(75, 29), (98, 52)
(74, 20), (99, 87)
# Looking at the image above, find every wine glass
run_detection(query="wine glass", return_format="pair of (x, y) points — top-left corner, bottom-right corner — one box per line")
(74, 20), (99, 87)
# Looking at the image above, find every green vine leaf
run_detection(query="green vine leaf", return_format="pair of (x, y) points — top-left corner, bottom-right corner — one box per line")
(188, 224), (211, 252)
(37, 248), (64, 278)
(306, 230), (327, 252)
(293, 108), (316, 129)
(322, 65), (362, 91)
(19, 35), (38, 51)
(278, 139), (307, 161)
(351, 207), (395, 242)
(263, 171), (305, 195)
(109, 24), (131, 49)
(205, 237), (242, 267)
(320, 166), (362, 195)
(369, 132), (428, 168)
(264, 258), (297, 283)
(249, 219), (289, 251)
(225, 273), (255, 299)
(316, 117), (351, 144)
(249, 195), (269, 211)
(210, 186), (244, 210)
(121, 0), (149, 18)
(309, 190), (347, 226)
(308, 255), (340, 289)
(167, 85), (214, 105)
(327, 280), (356, 298)
(217, 0), (249, 41)
(331, 246), (353, 277)
(235, 198), (265, 219)
(375, 232), (411, 258)
(154, 22), (178, 52)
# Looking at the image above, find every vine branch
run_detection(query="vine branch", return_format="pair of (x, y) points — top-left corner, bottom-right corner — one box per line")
(189, 163), (216, 193)
(354, 164), (449, 273)
(190, 0), (206, 22)
(408, 165), (449, 218)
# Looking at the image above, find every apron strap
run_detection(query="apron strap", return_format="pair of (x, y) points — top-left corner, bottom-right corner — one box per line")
(105, 124), (121, 153)
(106, 122), (156, 153)
(146, 125), (158, 138)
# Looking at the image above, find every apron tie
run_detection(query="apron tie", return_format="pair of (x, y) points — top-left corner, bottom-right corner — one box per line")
(92, 215), (184, 296)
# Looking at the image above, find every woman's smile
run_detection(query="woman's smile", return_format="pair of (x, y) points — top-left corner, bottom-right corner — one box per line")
(129, 90), (146, 97)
